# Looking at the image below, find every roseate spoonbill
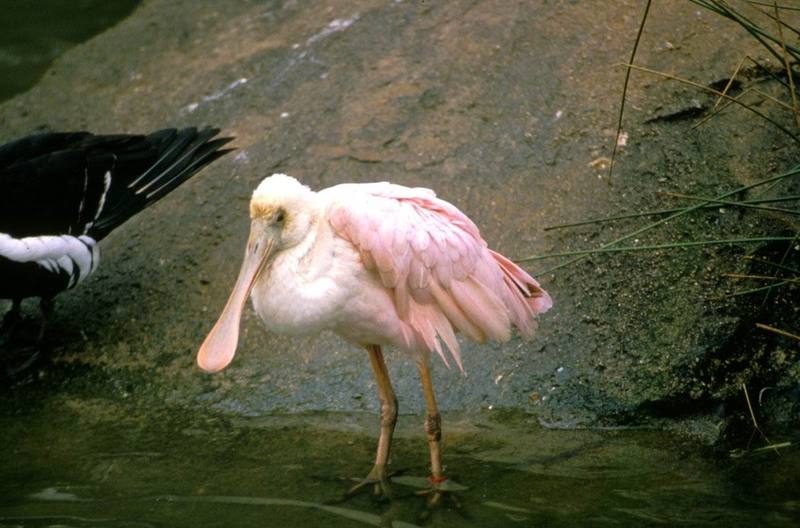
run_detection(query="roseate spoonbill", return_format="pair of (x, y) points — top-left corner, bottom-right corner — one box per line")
(198, 174), (551, 500)
(0, 128), (233, 362)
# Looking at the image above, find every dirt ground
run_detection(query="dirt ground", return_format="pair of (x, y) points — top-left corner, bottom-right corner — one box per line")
(1, 0), (798, 442)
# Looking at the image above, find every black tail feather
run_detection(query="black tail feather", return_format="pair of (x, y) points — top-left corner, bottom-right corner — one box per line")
(88, 127), (233, 239)
(144, 145), (234, 203)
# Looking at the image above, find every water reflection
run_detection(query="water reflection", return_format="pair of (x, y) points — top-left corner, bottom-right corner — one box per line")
(0, 1), (140, 102)
(0, 398), (797, 527)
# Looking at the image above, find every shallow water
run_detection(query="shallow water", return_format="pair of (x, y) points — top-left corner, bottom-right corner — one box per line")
(1, 397), (798, 528)
(0, 0), (140, 102)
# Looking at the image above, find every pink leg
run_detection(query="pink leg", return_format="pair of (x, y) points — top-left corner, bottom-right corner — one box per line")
(417, 358), (462, 511)
(417, 356), (444, 483)
(349, 344), (397, 497)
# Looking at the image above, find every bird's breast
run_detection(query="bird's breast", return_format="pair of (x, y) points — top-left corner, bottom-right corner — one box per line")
(249, 236), (359, 336)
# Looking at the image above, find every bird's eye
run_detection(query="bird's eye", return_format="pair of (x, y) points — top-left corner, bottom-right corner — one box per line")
(275, 210), (285, 223)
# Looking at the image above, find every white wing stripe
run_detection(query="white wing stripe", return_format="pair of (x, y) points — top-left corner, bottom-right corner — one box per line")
(75, 167), (89, 235)
(84, 170), (112, 234)
(0, 233), (99, 283)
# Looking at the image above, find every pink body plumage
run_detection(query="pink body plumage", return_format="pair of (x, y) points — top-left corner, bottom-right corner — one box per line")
(326, 181), (552, 371)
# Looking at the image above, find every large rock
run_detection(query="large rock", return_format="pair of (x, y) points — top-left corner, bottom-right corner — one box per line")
(2, 0), (798, 439)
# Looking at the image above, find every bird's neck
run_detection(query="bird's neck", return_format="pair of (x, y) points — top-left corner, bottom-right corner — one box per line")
(274, 207), (330, 280)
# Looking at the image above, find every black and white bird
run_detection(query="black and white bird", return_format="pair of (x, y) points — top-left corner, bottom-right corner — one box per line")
(0, 127), (233, 347)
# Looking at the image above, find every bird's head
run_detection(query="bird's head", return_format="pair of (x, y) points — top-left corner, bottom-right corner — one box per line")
(249, 173), (316, 251)
(197, 173), (315, 373)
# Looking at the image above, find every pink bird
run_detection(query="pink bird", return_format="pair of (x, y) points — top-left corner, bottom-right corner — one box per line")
(197, 174), (551, 501)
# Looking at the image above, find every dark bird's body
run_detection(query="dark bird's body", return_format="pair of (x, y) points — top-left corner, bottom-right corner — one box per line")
(0, 127), (232, 351)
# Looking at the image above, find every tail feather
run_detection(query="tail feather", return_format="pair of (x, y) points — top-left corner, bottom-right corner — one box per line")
(144, 147), (233, 202)
(142, 139), (234, 202)
(89, 128), (233, 239)
(489, 249), (552, 337)
(133, 128), (220, 193)
(491, 250), (552, 305)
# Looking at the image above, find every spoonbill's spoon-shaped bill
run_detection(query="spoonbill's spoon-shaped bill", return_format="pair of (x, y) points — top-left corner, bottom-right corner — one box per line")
(197, 230), (273, 373)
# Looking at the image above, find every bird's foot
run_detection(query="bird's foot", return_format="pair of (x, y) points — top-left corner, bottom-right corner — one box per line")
(415, 476), (454, 508)
(346, 464), (396, 500)
(412, 477), (467, 524)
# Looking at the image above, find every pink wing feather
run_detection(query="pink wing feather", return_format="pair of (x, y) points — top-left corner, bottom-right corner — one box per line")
(328, 182), (552, 371)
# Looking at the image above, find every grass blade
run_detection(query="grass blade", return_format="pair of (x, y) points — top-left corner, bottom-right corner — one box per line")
(722, 273), (799, 283)
(544, 194), (800, 231)
(519, 236), (794, 262)
(530, 164), (800, 274)
(746, 1), (800, 11)
(662, 191), (800, 215)
(756, 323), (800, 341)
(711, 279), (795, 299)
(744, 256), (800, 275)
(771, 1), (800, 126)
(608, 0), (652, 182)
(623, 63), (800, 143)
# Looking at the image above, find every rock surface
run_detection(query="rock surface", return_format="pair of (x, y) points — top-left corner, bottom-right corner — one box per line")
(2, 0), (798, 440)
